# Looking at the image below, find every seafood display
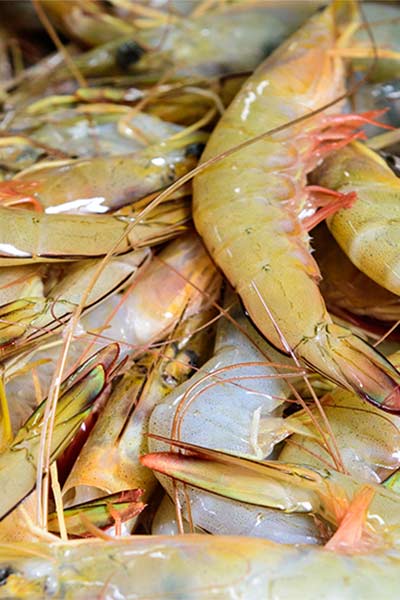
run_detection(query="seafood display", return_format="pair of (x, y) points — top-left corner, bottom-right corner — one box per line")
(0, 1), (400, 598)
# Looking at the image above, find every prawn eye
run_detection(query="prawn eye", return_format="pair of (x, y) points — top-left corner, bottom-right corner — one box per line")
(116, 41), (145, 69)
(381, 152), (400, 177)
(0, 566), (13, 586)
(185, 143), (206, 158)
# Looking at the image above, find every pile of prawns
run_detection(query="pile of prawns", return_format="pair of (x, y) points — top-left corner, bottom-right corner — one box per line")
(0, 0), (400, 598)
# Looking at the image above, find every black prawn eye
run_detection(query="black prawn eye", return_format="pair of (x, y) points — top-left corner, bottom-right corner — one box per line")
(380, 151), (400, 177)
(185, 143), (206, 158)
(116, 41), (145, 69)
(0, 566), (14, 586)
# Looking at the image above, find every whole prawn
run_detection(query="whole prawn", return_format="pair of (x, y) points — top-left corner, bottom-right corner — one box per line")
(193, 0), (400, 411)
(3, 455), (400, 598)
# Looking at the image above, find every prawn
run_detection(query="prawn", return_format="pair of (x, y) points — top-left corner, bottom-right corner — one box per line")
(193, 0), (400, 412)
(0, 343), (122, 521)
(280, 351), (400, 484)
(0, 198), (189, 265)
(149, 297), (322, 544)
(314, 224), (400, 327)
(3, 3), (400, 598)
(0, 250), (149, 361)
(62, 304), (216, 512)
(0, 109), (200, 175)
(3, 447), (400, 598)
(38, 1), (314, 79)
(311, 141), (400, 296)
(3, 133), (204, 214)
(1, 232), (220, 436)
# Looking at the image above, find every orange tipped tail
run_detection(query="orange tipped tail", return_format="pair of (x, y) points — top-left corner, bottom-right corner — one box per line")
(325, 486), (375, 553)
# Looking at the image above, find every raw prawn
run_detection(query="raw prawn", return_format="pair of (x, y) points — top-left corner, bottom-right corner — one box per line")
(0, 336), (398, 589)
(4, 132), (204, 214)
(0, 535), (399, 599)
(311, 141), (400, 296)
(0, 343), (122, 521)
(149, 298), (323, 544)
(279, 351), (400, 484)
(0, 109), (197, 176)
(2, 232), (220, 432)
(0, 198), (189, 265)
(314, 224), (400, 326)
(62, 304), (216, 510)
(193, 0), (400, 411)
(39, 1), (315, 78)
(0, 250), (149, 361)
(3, 451), (400, 598)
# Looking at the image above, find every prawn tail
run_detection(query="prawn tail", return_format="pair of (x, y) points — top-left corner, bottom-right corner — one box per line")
(298, 323), (400, 413)
(324, 485), (376, 553)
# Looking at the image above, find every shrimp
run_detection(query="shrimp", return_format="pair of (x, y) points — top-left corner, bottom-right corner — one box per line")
(0, 109), (198, 175)
(3, 451), (400, 598)
(62, 304), (216, 511)
(314, 224), (400, 332)
(2, 232), (220, 433)
(4, 132), (204, 214)
(193, 0), (400, 412)
(311, 141), (400, 297)
(0, 197), (189, 265)
(39, 2), (315, 79)
(144, 438), (400, 531)
(0, 250), (149, 361)
(280, 351), (400, 484)
(149, 298), (322, 544)
(0, 538), (386, 597)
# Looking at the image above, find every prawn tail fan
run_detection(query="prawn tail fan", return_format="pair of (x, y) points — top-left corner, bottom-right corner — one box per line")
(325, 485), (376, 553)
(298, 323), (400, 413)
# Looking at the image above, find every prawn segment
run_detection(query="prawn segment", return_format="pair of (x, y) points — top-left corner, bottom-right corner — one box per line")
(193, 0), (400, 411)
